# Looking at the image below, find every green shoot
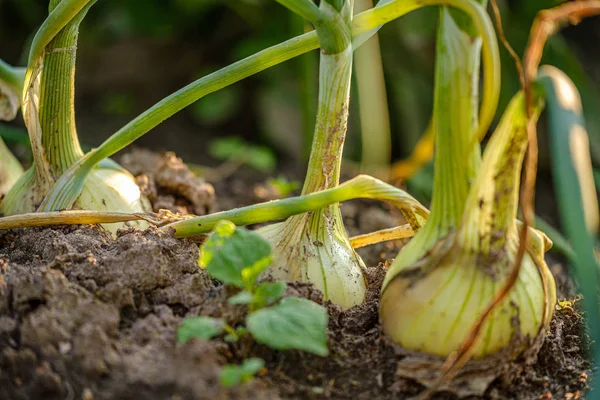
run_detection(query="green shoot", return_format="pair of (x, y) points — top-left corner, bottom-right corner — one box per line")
(266, 176), (300, 198)
(209, 137), (276, 174)
(219, 358), (265, 388)
(178, 221), (329, 357)
(163, 174), (428, 237)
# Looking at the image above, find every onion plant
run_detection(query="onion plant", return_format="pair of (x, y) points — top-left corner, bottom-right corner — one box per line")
(374, 11), (553, 393)
(257, 0), (367, 308)
(1, 0), (150, 233)
(379, 2), (598, 392)
(379, 5), (555, 361)
(380, 89), (556, 359)
(256, 0), (499, 308)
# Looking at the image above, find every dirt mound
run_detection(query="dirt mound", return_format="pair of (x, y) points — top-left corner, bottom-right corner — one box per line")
(0, 226), (276, 400)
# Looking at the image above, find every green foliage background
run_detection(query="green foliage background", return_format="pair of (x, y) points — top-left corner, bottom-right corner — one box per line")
(1, 0), (599, 169)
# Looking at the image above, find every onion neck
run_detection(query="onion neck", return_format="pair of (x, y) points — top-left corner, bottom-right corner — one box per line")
(417, 9), (482, 241)
(314, 1), (353, 55)
(301, 47), (352, 196)
(302, 0), (353, 197)
(39, 0), (89, 176)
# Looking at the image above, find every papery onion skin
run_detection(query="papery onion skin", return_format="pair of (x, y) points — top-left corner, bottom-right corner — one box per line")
(1, 163), (150, 234)
(258, 211), (367, 309)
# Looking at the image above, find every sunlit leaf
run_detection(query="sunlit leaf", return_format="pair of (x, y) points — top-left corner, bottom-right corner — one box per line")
(247, 297), (329, 356)
(201, 220), (272, 288)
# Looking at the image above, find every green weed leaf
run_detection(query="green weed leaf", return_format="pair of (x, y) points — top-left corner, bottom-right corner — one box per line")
(209, 137), (246, 160)
(245, 146), (276, 172)
(240, 256), (273, 289)
(246, 297), (329, 356)
(201, 221), (272, 288)
(228, 290), (254, 305)
(267, 177), (300, 198)
(177, 316), (225, 343)
(253, 281), (286, 308)
(219, 358), (265, 388)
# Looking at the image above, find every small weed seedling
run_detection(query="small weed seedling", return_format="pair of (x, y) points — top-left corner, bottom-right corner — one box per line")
(187, 137), (277, 181)
(209, 137), (277, 174)
(177, 220), (329, 387)
(265, 176), (300, 198)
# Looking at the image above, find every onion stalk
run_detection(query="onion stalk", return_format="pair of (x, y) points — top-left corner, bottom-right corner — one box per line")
(256, 0), (498, 308)
(262, 0), (366, 308)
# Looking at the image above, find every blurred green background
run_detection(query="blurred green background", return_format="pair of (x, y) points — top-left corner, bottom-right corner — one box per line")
(1, 0), (599, 179)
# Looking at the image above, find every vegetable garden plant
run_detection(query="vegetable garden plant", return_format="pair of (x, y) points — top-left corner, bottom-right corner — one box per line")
(0, 0), (599, 399)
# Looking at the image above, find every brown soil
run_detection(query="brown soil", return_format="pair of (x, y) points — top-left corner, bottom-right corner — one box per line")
(119, 149), (216, 216)
(0, 151), (592, 400)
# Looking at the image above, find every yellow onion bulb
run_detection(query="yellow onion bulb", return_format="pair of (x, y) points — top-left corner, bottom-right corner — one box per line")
(258, 210), (367, 309)
(380, 230), (555, 358)
(1, 160), (150, 234)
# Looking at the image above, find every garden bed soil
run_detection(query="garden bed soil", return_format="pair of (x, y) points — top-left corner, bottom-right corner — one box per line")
(0, 150), (591, 400)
